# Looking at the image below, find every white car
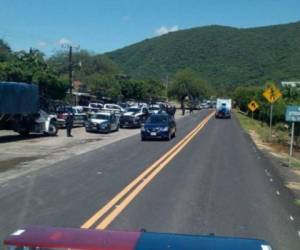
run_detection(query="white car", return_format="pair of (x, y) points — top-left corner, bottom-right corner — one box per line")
(149, 105), (161, 114)
(85, 111), (119, 133)
(89, 102), (103, 109)
(103, 104), (126, 113)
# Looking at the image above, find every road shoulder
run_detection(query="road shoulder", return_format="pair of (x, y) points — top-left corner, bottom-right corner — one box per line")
(235, 111), (300, 208)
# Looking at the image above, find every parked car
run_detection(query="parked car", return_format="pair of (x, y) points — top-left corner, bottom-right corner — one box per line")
(199, 102), (210, 109)
(148, 104), (161, 114)
(85, 111), (119, 133)
(120, 107), (149, 128)
(88, 102), (103, 109)
(141, 113), (176, 141)
(82, 106), (100, 114)
(103, 103), (126, 113)
(56, 106), (87, 127)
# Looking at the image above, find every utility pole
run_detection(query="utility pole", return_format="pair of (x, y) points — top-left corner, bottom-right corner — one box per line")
(166, 74), (169, 102)
(61, 43), (80, 102)
(68, 45), (73, 95)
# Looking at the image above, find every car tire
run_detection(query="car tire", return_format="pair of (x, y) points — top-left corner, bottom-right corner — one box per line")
(172, 131), (176, 138)
(47, 121), (58, 136)
(166, 132), (172, 141)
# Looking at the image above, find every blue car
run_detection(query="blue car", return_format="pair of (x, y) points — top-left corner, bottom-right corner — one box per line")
(141, 114), (176, 141)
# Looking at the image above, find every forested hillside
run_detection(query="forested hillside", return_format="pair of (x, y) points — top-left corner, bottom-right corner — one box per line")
(107, 21), (300, 87)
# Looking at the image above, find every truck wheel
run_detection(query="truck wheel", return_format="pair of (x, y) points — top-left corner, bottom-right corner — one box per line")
(19, 130), (30, 136)
(47, 121), (58, 136)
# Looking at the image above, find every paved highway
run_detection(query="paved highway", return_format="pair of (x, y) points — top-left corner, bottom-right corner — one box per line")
(0, 110), (299, 249)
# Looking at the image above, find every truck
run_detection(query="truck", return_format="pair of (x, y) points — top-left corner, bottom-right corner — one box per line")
(0, 82), (59, 136)
(215, 98), (232, 119)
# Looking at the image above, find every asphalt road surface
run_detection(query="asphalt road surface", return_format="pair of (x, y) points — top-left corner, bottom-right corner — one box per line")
(0, 110), (299, 249)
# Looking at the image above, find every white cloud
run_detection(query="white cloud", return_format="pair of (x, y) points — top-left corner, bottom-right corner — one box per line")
(57, 38), (72, 46)
(154, 25), (179, 36)
(37, 41), (47, 48)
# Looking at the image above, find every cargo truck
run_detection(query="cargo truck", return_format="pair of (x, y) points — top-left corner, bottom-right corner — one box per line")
(215, 98), (232, 119)
(0, 82), (58, 136)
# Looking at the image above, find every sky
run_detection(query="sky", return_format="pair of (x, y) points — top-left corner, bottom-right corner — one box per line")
(0, 0), (299, 56)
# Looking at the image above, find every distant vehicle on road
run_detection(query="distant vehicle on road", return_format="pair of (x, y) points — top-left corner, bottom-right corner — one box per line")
(141, 113), (176, 141)
(3, 225), (272, 250)
(199, 102), (210, 109)
(56, 106), (87, 127)
(120, 107), (149, 128)
(85, 111), (119, 133)
(215, 98), (232, 119)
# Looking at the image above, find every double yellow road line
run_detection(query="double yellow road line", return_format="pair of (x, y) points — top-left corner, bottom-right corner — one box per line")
(81, 112), (214, 230)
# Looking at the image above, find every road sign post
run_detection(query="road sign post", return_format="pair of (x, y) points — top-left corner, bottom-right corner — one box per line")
(263, 85), (282, 141)
(248, 101), (259, 120)
(285, 106), (300, 166)
(269, 103), (273, 139)
(289, 122), (295, 167)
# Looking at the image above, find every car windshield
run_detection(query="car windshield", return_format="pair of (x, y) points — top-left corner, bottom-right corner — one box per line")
(127, 108), (140, 112)
(90, 114), (109, 120)
(147, 115), (168, 124)
(149, 107), (160, 110)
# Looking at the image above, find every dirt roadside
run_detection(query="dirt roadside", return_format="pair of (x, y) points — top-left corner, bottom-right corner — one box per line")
(0, 112), (188, 185)
(236, 111), (300, 206)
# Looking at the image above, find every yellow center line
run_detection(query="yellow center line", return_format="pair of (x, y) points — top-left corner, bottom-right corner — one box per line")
(81, 112), (214, 229)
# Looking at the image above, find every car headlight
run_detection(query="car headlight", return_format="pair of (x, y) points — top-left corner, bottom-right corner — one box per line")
(101, 122), (109, 129)
(161, 126), (169, 131)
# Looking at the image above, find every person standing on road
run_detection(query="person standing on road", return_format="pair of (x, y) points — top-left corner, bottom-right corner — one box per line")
(182, 104), (185, 116)
(66, 112), (74, 137)
(189, 105), (193, 114)
(173, 106), (177, 116)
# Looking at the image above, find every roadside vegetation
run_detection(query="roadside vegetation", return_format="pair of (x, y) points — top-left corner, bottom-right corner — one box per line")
(236, 111), (300, 168)
(233, 82), (300, 147)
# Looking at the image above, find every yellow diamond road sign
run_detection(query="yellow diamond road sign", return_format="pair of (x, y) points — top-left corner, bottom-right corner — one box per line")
(248, 101), (259, 112)
(263, 86), (282, 103)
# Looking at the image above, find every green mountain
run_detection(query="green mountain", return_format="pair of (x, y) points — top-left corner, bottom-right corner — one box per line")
(106, 21), (300, 87)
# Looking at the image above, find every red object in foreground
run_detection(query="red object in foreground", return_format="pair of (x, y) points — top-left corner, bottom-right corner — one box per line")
(4, 225), (141, 250)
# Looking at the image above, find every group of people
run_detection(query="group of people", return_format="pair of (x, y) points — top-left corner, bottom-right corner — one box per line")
(158, 105), (176, 116)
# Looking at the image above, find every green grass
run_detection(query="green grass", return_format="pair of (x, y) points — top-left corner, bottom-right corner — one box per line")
(294, 199), (300, 206)
(235, 111), (270, 142)
(236, 111), (300, 168)
(289, 158), (300, 168)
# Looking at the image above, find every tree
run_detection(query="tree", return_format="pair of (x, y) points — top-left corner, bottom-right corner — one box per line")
(168, 68), (209, 107)
(47, 50), (120, 81)
(0, 47), (67, 100)
(86, 73), (121, 100)
(0, 39), (11, 62)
